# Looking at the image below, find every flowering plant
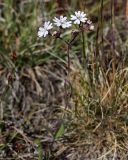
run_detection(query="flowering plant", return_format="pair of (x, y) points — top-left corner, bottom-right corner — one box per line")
(37, 11), (94, 70)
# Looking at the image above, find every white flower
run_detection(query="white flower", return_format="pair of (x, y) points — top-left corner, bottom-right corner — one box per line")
(71, 11), (87, 25)
(53, 16), (72, 28)
(38, 21), (53, 37)
(53, 16), (67, 27)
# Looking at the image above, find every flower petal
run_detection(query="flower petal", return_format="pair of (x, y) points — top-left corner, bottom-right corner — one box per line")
(71, 15), (77, 20)
(39, 27), (44, 31)
(38, 30), (44, 37)
(43, 30), (48, 37)
(74, 19), (80, 24)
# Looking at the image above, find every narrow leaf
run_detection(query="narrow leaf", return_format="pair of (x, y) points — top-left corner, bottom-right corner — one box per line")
(55, 123), (65, 139)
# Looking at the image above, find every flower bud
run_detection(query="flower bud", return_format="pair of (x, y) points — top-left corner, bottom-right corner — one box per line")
(86, 20), (92, 25)
(71, 30), (79, 37)
(52, 31), (61, 38)
(89, 25), (94, 31)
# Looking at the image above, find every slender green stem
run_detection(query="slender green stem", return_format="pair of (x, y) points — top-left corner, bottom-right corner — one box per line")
(67, 44), (70, 72)
(81, 29), (86, 69)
